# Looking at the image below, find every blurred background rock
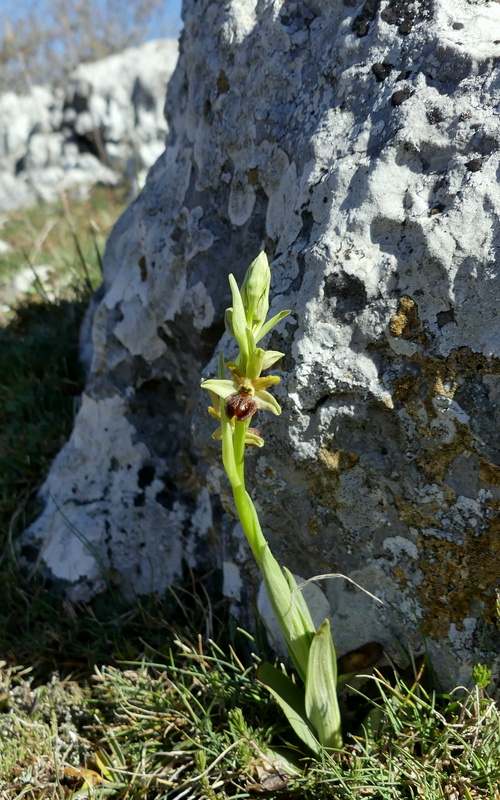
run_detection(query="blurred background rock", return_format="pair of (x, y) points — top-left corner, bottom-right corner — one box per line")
(0, 0), (181, 212)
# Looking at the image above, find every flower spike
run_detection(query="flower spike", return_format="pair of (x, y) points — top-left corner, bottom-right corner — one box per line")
(200, 253), (343, 754)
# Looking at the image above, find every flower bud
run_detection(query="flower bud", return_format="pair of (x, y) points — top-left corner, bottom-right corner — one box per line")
(240, 252), (270, 332)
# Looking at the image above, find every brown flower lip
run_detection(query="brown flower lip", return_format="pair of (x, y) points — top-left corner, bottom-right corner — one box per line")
(225, 391), (259, 421)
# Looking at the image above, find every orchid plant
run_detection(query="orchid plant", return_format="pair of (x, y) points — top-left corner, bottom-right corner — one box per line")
(201, 253), (342, 754)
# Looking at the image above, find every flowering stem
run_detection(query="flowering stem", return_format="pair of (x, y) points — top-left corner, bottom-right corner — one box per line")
(226, 418), (267, 562)
(201, 253), (343, 753)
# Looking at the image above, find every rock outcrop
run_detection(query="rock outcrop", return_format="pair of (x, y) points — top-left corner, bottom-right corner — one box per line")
(0, 39), (178, 211)
(24, 0), (500, 687)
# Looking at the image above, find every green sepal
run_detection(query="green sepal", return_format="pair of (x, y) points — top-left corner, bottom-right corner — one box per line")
(255, 389), (282, 416)
(255, 309), (291, 343)
(304, 619), (342, 750)
(257, 662), (322, 756)
(261, 350), (285, 370)
(200, 379), (235, 399)
(228, 273), (250, 367)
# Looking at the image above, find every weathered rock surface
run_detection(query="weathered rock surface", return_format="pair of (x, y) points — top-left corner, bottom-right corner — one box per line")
(0, 39), (178, 211)
(24, 0), (500, 687)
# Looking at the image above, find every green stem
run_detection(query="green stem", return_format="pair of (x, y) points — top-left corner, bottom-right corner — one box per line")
(232, 420), (267, 562)
(225, 419), (313, 681)
(233, 419), (247, 485)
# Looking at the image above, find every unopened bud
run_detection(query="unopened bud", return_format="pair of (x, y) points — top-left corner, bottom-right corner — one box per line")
(240, 252), (270, 331)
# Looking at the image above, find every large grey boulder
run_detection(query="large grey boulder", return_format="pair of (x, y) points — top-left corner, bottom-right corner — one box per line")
(0, 39), (178, 211)
(24, 0), (500, 688)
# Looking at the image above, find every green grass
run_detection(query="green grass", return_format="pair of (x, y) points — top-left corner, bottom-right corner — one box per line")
(0, 184), (127, 291)
(1, 633), (499, 799)
(0, 187), (499, 799)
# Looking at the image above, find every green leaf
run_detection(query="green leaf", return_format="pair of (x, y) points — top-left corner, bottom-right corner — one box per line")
(305, 619), (342, 750)
(255, 309), (290, 343)
(283, 568), (316, 641)
(257, 662), (322, 756)
(258, 549), (314, 683)
(224, 308), (234, 337)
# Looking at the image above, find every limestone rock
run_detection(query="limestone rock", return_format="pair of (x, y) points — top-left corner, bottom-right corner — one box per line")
(0, 39), (178, 211)
(24, 0), (500, 687)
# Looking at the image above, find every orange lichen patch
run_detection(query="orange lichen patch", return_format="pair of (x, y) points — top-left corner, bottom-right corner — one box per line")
(479, 458), (500, 487)
(390, 348), (500, 483)
(392, 349), (492, 412)
(308, 512), (321, 536)
(395, 495), (440, 528)
(389, 296), (417, 336)
(416, 421), (475, 483)
(393, 373), (416, 402)
(389, 296), (429, 345)
(306, 440), (359, 511)
(318, 447), (360, 472)
(418, 513), (500, 639)
(393, 565), (408, 586)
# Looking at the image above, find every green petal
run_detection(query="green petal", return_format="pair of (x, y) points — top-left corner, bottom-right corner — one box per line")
(201, 379), (236, 399)
(245, 431), (265, 447)
(253, 375), (280, 391)
(256, 389), (282, 415)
